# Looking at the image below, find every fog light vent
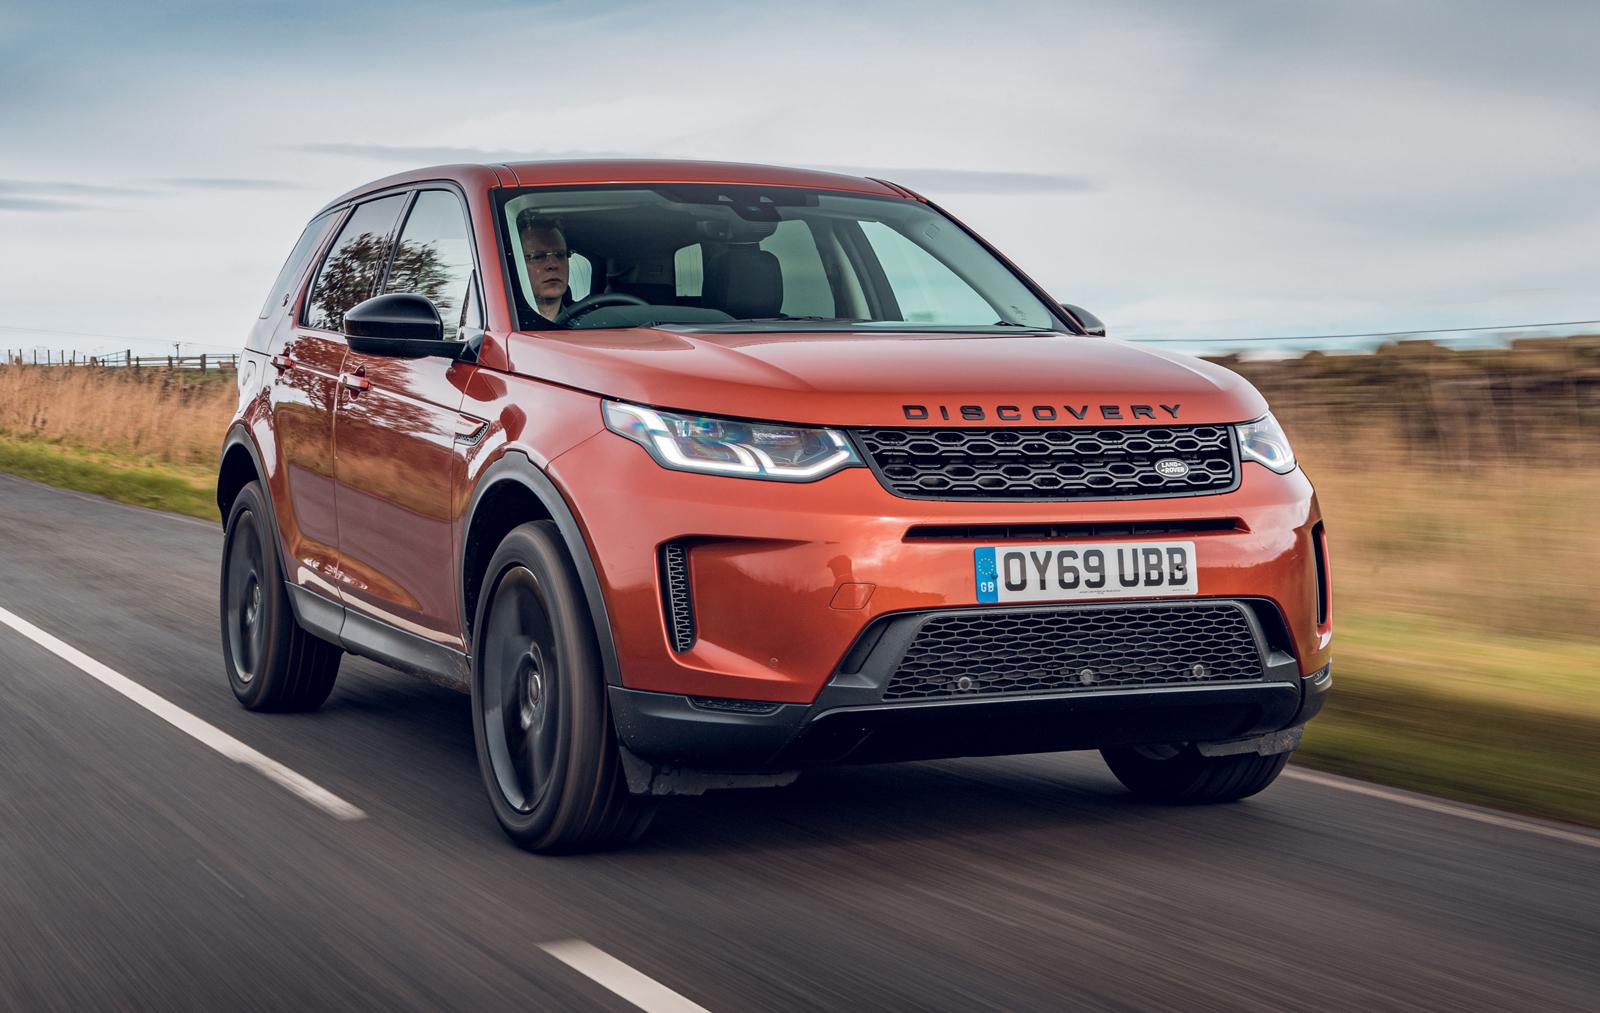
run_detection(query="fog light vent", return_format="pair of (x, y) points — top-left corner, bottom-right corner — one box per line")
(659, 541), (697, 653)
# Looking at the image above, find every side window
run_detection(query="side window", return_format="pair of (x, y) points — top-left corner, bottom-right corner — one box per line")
(384, 190), (478, 339)
(259, 212), (339, 319)
(303, 194), (406, 332)
(858, 220), (996, 324)
(759, 220), (834, 317)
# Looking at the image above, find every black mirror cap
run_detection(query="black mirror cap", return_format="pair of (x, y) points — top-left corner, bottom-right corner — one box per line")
(1060, 303), (1107, 337)
(344, 293), (462, 359)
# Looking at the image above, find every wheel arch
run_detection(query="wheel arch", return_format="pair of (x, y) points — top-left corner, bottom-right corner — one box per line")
(461, 450), (622, 687)
(218, 426), (289, 574)
(217, 427), (264, 524)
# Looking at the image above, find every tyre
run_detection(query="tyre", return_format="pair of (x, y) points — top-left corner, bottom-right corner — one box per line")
(220, 481), (341, 711)
(1101, 743), (1290, 804)
(470, 521), (653, 853)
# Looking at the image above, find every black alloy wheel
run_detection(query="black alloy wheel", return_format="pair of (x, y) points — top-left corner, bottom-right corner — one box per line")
(470, 521), (653, 853)
(224, 511), (268, 685)
(481, 567), (563, 814)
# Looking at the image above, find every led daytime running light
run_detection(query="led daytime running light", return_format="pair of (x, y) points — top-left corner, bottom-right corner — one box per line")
(604, 401), (860, 482)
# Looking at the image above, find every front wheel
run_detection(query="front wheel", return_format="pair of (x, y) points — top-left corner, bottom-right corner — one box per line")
(1101, 743), (1290, 804)
(470, 521), (653, 853)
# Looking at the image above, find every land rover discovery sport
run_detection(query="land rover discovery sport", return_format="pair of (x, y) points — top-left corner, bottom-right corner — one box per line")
(217, 160), (1333, 852)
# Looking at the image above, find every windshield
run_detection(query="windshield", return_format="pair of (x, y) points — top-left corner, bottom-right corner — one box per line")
(496, 184), (1061, 332)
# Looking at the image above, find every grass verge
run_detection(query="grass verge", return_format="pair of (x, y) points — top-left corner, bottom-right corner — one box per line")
(0, 435), (217, 520)
(1298, 611), (1600, 828)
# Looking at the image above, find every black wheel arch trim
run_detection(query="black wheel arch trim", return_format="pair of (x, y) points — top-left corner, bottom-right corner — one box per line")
(461, 449), (623, 688)
(219, 425), (324, 636)
(218, 425), (289, 578)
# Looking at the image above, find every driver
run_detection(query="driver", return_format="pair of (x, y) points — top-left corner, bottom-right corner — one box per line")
(517, 213), (573, 321)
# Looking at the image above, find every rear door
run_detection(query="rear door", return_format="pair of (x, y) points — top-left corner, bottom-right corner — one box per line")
(332, 187), (481, 650)
(271, 194), (407, 600)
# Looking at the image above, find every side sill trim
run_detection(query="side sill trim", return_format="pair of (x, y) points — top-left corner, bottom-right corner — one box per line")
(286, 584), (471, 692)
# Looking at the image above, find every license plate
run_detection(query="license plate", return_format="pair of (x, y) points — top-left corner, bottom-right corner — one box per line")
(974, 541), (1197, 603)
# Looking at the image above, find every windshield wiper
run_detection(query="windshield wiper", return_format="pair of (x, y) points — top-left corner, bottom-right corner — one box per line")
(732, 316), (865, 324)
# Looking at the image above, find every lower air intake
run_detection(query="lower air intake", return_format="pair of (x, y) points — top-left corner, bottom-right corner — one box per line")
(884, 601), (1265, 700)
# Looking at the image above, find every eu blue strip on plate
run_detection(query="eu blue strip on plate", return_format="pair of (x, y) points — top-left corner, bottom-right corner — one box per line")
(974, 546), (998, 603)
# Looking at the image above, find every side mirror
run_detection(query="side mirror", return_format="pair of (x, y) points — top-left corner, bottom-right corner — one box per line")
(344, 293), (464, 359)
(1060, 303), (1107, 337)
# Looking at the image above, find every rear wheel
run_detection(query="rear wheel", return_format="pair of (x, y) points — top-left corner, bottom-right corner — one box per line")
(1101, 743), (1289, 804)
(471, 521), (653, 853)
(220, 482), (341, 711)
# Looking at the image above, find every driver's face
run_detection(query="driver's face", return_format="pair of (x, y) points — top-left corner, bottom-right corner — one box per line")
(523, 228), (570, 303)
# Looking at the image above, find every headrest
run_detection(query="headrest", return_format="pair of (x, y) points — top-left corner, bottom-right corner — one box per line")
(703, 246), (783, 319)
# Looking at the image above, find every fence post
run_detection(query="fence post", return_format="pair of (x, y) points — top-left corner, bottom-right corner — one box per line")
(200, 353), (207, 372)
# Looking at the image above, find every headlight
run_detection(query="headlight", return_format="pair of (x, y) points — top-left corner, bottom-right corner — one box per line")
(603, 401), (861, 481)
(1236, 413), (1296, 474)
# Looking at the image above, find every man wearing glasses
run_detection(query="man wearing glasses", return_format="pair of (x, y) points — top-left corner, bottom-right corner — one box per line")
(517, 212), (575, 321)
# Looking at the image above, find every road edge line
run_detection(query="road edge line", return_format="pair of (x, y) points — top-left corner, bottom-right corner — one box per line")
(1284, 767), (1599, 850)
(0, 604), (365, 822)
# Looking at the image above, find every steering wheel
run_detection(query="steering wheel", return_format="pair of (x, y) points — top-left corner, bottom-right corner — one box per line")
(554, 292), (649, 327)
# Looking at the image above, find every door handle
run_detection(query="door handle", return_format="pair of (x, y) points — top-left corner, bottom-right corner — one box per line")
(270, 353), (296, 373)
(339, 372), (370, 394)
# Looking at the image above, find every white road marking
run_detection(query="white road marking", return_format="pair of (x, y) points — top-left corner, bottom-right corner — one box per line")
(1284, 767), (1600, 850)
(0, 604), (365, 822)
(540, 940), (711, 1013)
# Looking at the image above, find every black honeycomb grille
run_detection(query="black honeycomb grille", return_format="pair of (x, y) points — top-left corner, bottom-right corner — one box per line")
(660, 542), (696, 652)
(852, 425), (1237, 501)
(884, 602), (1265, 700)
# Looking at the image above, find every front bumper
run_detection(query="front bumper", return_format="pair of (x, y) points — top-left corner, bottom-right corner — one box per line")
(548, 429), (1334, 708)
(611, 662), (1333, 770)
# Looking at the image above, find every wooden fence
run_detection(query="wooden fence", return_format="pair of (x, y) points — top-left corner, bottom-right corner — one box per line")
(2, 349), (239, 371)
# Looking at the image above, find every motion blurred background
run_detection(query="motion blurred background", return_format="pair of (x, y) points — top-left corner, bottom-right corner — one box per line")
(2, 0), (1597, 826)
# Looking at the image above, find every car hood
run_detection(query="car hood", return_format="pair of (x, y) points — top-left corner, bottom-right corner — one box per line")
(504, 328), (1267, 428)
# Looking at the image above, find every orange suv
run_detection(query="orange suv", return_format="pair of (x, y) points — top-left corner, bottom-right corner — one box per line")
(217, 160), (1332, 852)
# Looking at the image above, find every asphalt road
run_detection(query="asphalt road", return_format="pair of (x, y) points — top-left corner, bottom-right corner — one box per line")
(1, 472), (1596, 1012)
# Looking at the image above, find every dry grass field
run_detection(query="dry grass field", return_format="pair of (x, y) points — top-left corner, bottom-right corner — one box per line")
(2, 339), (1598, 823)
(0, 365), (231, 516)
(0, 363), (235, 466)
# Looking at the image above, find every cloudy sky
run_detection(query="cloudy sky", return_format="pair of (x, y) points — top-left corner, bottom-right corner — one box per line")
(1, 0), (1596, 356)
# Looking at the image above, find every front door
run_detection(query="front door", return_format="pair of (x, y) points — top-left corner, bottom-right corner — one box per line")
(333, 189), (481, 650)
(272, 194), (407, 599)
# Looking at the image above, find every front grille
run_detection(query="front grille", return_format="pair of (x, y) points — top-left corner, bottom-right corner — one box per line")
(852, 425), (1238, 501)
(883, 602), (1265, 700)
(659, 542), (696, 652)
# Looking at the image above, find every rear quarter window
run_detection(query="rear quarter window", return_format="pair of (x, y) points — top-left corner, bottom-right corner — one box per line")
(258, 212), (339, 319)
